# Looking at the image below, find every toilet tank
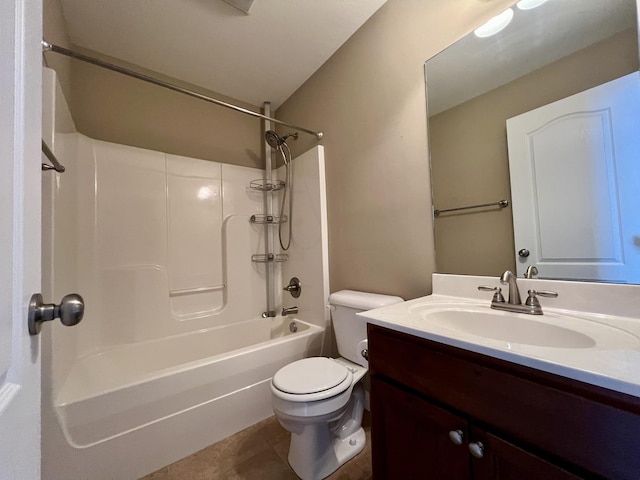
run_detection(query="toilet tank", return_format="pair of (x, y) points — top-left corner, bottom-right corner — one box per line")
(329, 290), (404, 367)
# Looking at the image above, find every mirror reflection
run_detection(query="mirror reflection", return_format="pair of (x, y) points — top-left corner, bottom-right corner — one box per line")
(426, 0), (640, 283)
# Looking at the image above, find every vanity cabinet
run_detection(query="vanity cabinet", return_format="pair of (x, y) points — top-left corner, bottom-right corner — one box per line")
(368, 324), (640, 480)
(371, 377), (578, 480)
(371, 376), (470, 479)
(467, 426), (580, 480)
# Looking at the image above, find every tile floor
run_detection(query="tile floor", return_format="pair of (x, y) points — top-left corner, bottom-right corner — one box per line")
(141, 413), (372, 480)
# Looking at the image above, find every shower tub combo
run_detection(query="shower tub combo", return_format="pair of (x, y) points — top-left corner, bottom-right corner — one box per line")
(41, 69), (330, 479)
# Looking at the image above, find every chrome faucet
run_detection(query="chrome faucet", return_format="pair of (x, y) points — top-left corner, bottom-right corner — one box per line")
(282, 306), (298, 316)
(477, 270), (558, 315)
(500, 270), (522, 305)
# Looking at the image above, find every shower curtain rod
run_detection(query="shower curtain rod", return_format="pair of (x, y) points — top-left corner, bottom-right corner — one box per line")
(42, 41), (324, 141)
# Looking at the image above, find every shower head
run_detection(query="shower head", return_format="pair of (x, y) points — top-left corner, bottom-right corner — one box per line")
(265, 130), (282, 148)
(265, 130), (299, 148)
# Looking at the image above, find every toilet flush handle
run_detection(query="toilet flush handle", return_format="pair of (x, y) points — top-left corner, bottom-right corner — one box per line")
(357, 339), (369, 362)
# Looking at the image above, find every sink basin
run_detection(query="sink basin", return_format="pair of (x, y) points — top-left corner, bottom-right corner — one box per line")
(418, 308), (594, 348)
(408, 304), (639, 349)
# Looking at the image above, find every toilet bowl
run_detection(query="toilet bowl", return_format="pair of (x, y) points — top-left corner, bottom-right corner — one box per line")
(271, 290), (403, 480)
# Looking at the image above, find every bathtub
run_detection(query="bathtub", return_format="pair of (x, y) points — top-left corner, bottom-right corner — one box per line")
(48, 316), (324, 479)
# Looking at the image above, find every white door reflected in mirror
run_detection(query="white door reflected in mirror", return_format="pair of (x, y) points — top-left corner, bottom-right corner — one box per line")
(507, 72), (640, 283)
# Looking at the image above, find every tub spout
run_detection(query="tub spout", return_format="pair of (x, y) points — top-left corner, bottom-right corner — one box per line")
(282, 306), (298, 316)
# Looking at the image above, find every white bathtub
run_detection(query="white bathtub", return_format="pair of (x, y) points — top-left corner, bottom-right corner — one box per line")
(49, 316), (324, 479)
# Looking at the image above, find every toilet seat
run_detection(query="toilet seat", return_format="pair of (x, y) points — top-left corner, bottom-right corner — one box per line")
(272, 358), (353, 402)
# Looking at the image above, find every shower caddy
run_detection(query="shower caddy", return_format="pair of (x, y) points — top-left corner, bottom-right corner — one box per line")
(248, 178), (289, 264)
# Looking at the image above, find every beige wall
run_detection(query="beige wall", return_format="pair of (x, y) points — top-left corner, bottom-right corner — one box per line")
(276, 0), (515, 299)
(67, 53), (264, 168)
(430, 29), (639, 277)
(43, 0), (264, 168)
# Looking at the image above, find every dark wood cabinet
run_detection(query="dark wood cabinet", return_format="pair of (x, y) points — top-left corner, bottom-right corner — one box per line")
(371, 377), (580, 480)
(368, 324), (640, 480)
(468, 427), (581, 480)
(371, 376), (470, 479)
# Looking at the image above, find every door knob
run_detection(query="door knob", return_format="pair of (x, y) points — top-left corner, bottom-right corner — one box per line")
(28, 293), (84, 335)
(518, 249), (530, 258)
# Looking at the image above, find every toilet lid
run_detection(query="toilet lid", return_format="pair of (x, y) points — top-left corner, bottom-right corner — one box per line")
(272, 358), (349, 395)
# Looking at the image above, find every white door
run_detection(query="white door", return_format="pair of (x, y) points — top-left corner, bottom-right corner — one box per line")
(507, 72), (640, 283)
(0, 0), (42, 478)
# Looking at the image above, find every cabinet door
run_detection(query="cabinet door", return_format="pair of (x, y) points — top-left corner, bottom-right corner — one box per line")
(469, 427), (583, 480)
(371, 376), (470, 480)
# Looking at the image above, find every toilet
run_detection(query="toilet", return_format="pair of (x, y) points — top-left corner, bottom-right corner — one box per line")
(271, 290), (403, 480)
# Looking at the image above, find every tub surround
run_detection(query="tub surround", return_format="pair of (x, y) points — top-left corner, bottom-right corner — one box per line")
(361, 273), (640, 397)
(41, 68), (330, 479)
(277, 148), (331, 340)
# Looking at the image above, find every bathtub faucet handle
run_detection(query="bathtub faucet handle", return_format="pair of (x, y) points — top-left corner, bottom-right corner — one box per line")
(283, 277), (301, 298)
(282, 306), (298, 316)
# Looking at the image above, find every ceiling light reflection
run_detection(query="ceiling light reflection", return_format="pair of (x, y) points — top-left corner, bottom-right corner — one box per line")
(474, 8), (514, 38)
(197, 186), (215, 200)
(517, 0), (550, 10)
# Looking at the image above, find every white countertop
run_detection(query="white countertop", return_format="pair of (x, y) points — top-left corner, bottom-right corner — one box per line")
(359, 274), (640, 398)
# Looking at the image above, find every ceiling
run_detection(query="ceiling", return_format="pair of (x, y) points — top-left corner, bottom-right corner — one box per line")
(426, 0), (637, 116)
(58, 0), (389, 109)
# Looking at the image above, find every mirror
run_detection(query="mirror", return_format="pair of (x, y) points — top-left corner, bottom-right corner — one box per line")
(426, 0), (640, 283)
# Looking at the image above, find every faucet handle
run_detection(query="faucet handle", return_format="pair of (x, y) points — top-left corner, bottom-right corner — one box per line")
(525, 289), (558, 307)
(478, 285), (499, 291)
(529, 289), (558, 298)
(478, 286), (505, 303)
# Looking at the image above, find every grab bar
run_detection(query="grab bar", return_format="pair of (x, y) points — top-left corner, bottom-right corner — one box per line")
(169, 285), (225, 297)
(41, 139), (65, 173)
(434, 199), (508, 217)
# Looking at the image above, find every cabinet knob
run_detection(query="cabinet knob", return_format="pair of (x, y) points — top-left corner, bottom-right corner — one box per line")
(448, 430), (464, 446)
(468, 441), (484, 459)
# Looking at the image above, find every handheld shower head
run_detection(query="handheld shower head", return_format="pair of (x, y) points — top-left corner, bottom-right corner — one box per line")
(265, 130), (282, 148)
(263, 130), (299, 251)
(264, 130), (299, 148)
